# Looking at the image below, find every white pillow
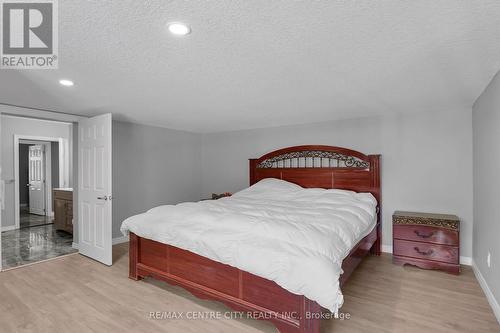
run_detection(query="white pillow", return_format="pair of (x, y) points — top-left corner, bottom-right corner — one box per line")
(232, 178), (302, 198)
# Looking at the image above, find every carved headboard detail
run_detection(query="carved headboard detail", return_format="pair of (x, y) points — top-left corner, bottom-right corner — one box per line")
(249, 145), (381, 204)
(256, 150), (370, 169)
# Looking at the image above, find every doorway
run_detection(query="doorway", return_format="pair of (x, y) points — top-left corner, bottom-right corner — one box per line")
(19, 142), (53, 228)
(13, 135), (70, 230)
(1, 118), (77, 270)
(0, 111), (114, 270)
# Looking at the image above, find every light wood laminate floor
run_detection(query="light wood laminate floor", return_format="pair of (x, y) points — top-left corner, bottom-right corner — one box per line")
(0, 243), (498, 333)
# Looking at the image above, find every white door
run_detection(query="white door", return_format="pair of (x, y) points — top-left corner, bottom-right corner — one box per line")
(28, 145), (46, 215)
(79, 114), (113, 265)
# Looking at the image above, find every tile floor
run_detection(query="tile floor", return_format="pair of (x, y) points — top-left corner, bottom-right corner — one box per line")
(1, 210), (76, 270)
(19, 207), (53, 229)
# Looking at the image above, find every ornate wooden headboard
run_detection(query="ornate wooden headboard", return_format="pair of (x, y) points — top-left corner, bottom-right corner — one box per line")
(249, 145), (381, 204)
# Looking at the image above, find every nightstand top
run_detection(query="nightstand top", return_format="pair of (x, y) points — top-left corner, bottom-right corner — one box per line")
(393, 211), (459, 230)
(393, 211), (459, 221)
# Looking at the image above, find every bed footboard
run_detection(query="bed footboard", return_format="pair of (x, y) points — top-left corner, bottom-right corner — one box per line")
(129, 232), (321, 333)
(128, 227), (378, 333)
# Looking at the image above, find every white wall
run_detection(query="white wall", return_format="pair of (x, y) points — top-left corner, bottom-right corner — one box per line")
(472, 70), (500, 319)
(1, 115), (72, 229)
(112, 121), (202, 238)
(201, 109), (474, 258)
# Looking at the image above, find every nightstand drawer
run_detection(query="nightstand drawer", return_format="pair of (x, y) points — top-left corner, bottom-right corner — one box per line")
(393, 225), (458, 246)
(393, 239), (458, 264)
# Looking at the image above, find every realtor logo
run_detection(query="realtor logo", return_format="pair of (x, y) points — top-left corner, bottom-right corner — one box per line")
(1, 0), (58, 69)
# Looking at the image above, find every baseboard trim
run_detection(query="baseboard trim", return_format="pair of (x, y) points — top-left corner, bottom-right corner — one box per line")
(72, 235), (129, 249)
(381, 244), (471, 266)
(381, 245), (393, 254)
(1, 225), (16, 232)
(460, 256), (472, 266)
(472, 259), (500, 324)
(112, 235), (129, 245)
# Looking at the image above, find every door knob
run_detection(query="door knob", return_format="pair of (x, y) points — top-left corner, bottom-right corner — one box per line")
(97, 196), (108, 201)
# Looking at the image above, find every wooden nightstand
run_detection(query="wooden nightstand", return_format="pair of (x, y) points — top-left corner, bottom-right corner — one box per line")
(392, 211), (460, 275)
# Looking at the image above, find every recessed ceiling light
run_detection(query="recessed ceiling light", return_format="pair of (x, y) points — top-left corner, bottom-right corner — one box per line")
(59, 79), (74, 86)
(167, 22), (191, 36)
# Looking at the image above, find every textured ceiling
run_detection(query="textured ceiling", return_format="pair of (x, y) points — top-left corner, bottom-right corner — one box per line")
(1, 1), (500, 132)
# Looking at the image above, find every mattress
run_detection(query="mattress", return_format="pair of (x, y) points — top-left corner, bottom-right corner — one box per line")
(120, 178), (377, 313)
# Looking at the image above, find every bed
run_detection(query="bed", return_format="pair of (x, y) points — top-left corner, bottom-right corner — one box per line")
(123, 145), (381, 333)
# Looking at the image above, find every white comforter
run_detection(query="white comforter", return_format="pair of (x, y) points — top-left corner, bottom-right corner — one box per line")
(120, 178), (377, 313)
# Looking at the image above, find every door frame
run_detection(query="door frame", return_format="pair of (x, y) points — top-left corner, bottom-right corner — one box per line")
(0, 106), (84, 272)
(13, 135), (69, 229)
(24, 141), (50, 215)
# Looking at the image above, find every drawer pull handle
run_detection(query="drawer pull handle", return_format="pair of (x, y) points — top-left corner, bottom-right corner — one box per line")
(414, 230), (434, 239)
(414, 247), (434, 256)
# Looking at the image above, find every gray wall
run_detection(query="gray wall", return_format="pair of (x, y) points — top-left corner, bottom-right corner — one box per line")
(112, 121), (202, 238)
(1, 111), (476, 264)
(201, 109), (474, 258)
(1, 115), (72, 229)
(472, 70), (500, 307)
(19, 144), (30, 206)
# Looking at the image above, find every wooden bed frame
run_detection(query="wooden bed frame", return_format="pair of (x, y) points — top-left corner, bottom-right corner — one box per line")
(129, 145), (381, 333)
